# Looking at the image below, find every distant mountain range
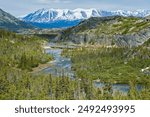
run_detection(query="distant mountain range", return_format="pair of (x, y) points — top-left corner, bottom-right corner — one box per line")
(1, 8), (150, 30)
(0, 8), (34, 31)
(20, 8), (150, 28)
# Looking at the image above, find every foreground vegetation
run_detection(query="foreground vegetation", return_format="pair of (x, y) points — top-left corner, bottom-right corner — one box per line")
(2, 72), (150, 100)
(0, 29), (52, 99)
(0, 29), (149, 100)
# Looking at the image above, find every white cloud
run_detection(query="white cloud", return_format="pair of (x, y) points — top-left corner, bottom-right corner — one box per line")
(38, 0), (71, 4)
(63, 0), (71, 3)
(38, 0), (48, 3)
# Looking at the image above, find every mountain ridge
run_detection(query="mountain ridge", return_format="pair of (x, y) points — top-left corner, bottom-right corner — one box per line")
(0, 8), (34, 31)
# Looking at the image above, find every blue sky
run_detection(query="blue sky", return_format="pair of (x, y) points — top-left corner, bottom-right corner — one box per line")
(0, 0), (150, 16)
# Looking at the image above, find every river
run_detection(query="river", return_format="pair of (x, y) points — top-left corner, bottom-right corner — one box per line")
(40, 43), (75, 79)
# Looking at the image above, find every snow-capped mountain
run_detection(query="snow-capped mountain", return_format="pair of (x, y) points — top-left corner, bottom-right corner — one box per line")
(20, 8), (150, 22)
(19, 8), (150, 28)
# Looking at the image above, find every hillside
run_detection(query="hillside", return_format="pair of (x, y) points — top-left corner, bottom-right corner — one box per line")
(0, 9), (34, 31)
(61, 16), (150, 47)
(63, 37), (150, 84)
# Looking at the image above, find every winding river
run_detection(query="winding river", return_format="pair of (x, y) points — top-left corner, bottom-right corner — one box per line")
(40, 43), (142, 94)
(40, 43), (75, 79)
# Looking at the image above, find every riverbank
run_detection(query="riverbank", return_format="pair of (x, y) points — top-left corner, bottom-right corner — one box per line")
(30, 44), (54, 73)
(30, 61), (53, 73)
